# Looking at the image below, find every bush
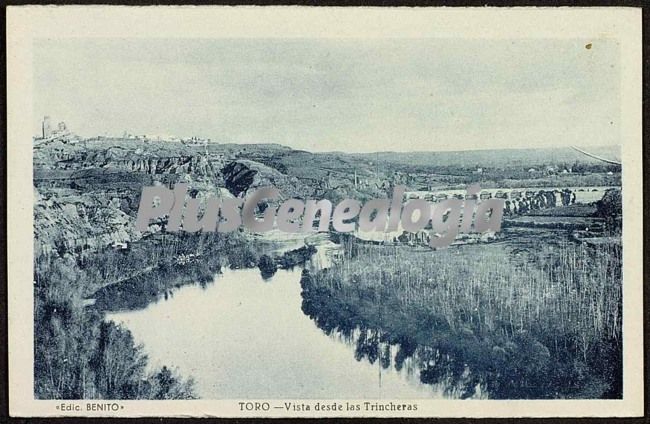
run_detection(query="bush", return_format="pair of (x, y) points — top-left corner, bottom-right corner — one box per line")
(257, 254), (277, 280)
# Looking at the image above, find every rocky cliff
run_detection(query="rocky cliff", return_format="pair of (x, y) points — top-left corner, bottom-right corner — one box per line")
(32, 138), (309, 259)
(34, 187), (138, 258)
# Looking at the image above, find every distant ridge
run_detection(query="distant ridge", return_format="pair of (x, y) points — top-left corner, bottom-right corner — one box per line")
(352, 146), (621, 169)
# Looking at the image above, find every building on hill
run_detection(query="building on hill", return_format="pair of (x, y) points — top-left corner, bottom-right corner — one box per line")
(34, 116), (78, 145)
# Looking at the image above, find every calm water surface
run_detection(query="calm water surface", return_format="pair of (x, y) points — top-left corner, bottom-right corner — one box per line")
(106, 267), (446, 399)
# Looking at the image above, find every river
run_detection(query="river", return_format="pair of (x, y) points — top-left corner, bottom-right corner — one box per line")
(105, 265), (453, 399)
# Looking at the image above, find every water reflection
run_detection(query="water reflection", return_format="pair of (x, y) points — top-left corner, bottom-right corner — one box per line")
(300, 257), (621, 400)
(98, 235), (619, 400)
(300, 272), (485, 399)
(105, 268), (449, 399)
(94, 262), (217, 312)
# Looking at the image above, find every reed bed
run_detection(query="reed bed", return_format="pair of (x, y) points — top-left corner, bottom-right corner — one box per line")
(316, 239), (622, 357)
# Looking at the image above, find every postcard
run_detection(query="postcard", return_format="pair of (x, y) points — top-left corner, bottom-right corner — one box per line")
(6, 5), (643, 418)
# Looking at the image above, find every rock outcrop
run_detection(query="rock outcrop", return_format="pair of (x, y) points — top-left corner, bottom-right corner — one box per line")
(222, 159), (307, 198)
(34, 187), (139, 258)
(32, 138), (311, 259)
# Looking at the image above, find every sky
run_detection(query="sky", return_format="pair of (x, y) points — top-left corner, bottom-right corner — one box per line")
(34, 38), (620, 153)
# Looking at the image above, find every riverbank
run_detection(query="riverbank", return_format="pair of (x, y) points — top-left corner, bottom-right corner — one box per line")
(34, 229), (319, 399)
(33, 198), (621, 400)
(302, 237), (622, 399)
